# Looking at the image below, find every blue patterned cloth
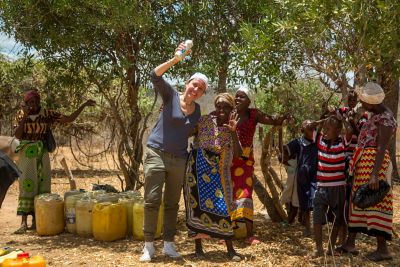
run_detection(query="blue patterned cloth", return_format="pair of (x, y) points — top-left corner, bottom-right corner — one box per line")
(184, 148), (234, 239)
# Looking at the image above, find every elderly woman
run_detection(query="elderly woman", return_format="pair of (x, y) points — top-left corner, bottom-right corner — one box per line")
(231, 87), (288, 244)
(141, 43), (208, 262)
(341, 82), (396, 261)
(13, 89), (95, 234)
(184, 93), (242, 261)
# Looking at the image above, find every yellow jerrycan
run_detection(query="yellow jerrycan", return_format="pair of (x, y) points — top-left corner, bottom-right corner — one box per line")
(132, 199), (163, 240)
(3, 252), (46, 267)
(92, 202), (127, 241)
(118, 198), (135, 237)
(35, 194), (64, 236)
(75, 194), (96, 237)
(233, 221), (247, 239)
(64, 194), (84, 234)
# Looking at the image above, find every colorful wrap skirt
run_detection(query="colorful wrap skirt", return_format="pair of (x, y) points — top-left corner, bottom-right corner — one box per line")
(230, 152), (254, 222)
(348, 147), (393, 240)
(184, 148), (234, 239)
(16, 141), (51, 215)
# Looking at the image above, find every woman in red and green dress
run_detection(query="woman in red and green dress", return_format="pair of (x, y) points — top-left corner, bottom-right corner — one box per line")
(13, 90), (95, 234)
(231, 87), (288, 245)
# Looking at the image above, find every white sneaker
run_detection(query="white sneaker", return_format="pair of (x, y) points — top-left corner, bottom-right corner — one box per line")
(163, 241), (181, 258)
(140, 242), (155, 262)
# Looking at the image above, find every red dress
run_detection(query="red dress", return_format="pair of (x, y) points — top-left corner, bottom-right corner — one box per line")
(230, 108), (258, 222)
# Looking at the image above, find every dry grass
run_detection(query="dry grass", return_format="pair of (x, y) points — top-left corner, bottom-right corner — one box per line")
(1, 147), (399, 267)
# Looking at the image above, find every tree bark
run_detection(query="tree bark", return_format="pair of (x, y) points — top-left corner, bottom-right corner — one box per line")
(216, 43), (230, 93)
(259, 127), (287, 222)
(378, 63), (399, 181)
(253, 174), (282, 222)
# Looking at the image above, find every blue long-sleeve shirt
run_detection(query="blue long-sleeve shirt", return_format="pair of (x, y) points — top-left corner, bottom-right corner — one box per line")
(146, 70), (201, 159)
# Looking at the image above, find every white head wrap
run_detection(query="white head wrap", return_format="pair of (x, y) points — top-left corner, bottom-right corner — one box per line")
(237, 86), (253, 100)
(356, 82), (385, 105)
(189, 73), (209, 90)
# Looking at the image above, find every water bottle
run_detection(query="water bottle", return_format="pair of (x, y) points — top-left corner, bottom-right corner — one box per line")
(175, 40), (193, 60)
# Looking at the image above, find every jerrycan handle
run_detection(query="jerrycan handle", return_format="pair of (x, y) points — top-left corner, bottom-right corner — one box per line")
(17, 252), (30, 258)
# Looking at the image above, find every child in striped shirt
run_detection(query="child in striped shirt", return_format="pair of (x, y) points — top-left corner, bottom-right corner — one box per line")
(306, 116), (352, 257)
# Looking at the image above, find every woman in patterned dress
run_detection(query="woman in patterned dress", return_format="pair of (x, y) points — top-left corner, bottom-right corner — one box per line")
(342, 82), (396, 261)
(184, 93), (242, 261)
(13, 90), (95, 234)
(231, 87), (288, 244)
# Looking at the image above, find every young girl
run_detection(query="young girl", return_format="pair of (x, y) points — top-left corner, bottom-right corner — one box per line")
(280, 120), (318, 236)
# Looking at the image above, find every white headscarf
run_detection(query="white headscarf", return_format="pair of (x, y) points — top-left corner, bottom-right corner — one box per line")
(237, 86), (252, 101)
(356, 82), (385, 105)
(189, 73), (209, 90)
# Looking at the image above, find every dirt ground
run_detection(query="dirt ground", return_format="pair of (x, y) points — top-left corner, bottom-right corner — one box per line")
(1, 147), (400, 267)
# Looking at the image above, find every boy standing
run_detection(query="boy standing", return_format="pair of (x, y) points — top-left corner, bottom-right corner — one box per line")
(307, 116), (351, 257)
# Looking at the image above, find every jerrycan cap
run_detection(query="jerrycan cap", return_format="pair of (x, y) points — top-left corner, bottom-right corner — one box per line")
(17, 252), (29, 258)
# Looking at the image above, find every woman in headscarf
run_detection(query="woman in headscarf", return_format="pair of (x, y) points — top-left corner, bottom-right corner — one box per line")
(341, 82), (396, 261)
(13, 89), (95, 234)
(184, 93), (242, 261)
(231, 87), (289, 245)
(141, 43), (208, 262)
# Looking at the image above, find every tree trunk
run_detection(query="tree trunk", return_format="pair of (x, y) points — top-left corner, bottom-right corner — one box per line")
(253, 174), (282, 222)
(378, 63), (399, 181)
(259, 126), (287, 222)
(217, 66), (228, 93)
(216, 43), (230, 93)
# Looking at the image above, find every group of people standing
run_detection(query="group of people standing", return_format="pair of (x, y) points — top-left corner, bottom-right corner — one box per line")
(1, 42), (396, 263)
(141, 42), (288, 262)
(280, 84), (396, 262)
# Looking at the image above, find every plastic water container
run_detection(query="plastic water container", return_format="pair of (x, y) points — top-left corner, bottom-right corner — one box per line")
(63, 190), (84, 200)
(0, 250), (24, 266)
(118, 198), (135, 237)
(119, 190), (141, 199)
(132, 199), (163, 240)
(92, 202), (127, 241)
(65, 194), (84, 234)
(3, 253), (46, 267)
(233, 221), (247, 239)
(87, 190), (106, 198)
(75, 195), (96, 237)
(95, 193), (119, 203)
(35, 194), (64, 236)
(175, 40), (193, 60)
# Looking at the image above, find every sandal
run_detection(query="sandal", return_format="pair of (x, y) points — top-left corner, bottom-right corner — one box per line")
(14, 225), (27, 235)
(245, 236), (261, 245)
(365, 252), (393, 262)
(335, 246), (359, 256)
(227, 251), (243, 262)
(192, 233), (210, 240)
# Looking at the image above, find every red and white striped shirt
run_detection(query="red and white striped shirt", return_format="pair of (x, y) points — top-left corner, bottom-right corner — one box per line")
(315, 133), (349, 187)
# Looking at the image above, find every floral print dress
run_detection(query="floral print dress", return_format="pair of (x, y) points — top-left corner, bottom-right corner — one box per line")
(183, 114), (235, 239)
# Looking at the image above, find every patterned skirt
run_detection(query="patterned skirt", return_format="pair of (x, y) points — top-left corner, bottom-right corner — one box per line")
(16, 141), (51, 215)
(230, 154), (254, 222)
(348, 147), (393, 240)
(183, 148), (234, 239)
